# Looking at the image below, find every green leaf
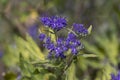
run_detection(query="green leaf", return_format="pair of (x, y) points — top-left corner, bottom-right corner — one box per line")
(48, 28), (56, 42)
(95, 64), (116, 80)
(43, 73), (56, 80)
(65, 63), (78, 80)
(81, 54), (97, 57)
(19, 53), (34, 77)
(15, 35), (45, 60)
(88, 25), (92, 35)
(3, 72), (17, 80)
(2, 44), (19, 67)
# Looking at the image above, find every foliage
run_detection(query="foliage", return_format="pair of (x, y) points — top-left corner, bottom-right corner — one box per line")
(77, 26), (119, 80)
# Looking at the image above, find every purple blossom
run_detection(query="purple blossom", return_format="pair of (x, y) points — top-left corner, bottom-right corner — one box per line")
(39, 33), (46, 41)
(39, 32), (83, 58)
(70, 40), (81, 48)
(44, 43), (54, 50)
(0, 51), (3, 58)
(67, 32), (83, 54)
(73, 23), (88, 35)
(45, 37), (51, 44)
(67, 32), (77, 42)
(43, 35), (82, 58)
(47, 51), (53, 59)
(40, 17), (51, 26)
(40, 16), (67, 31)
(28, 24), (38, 39)
(52, 38), (66, 58)
(42, 37), (66, 58)
(58, 53), (66, 58)
(38, 16), (89, 59)
(111, 71), (120, 80)
(71, 48), (77, 55)
(56, 38), (63, 46)
(44, 37), (54, 50)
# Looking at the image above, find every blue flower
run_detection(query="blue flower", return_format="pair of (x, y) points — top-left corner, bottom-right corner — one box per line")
(40, 16), (67, 31)
(39, 16), (89, 59)
(0, 51), (3, 58)
(52, 38), (67, 58)
(54, 46), (66, 58)
(28, 24), (38, 39)
(47, 51), (53, 59)
(40, 17), (51, 26)
(67, 32), (77, 42)
(111, 71), (120, 80)
(39, 32), (83, 58)
(43, 37), (54, 50)
(70, 40), (81, 48)
(56, 38), (64, 46)
(66, 32), (82, 54)
(73, 23), (88, 35)
(45, 37), (51, 44)
(71, 48), (77, 55)
(39, 33), (46, 41)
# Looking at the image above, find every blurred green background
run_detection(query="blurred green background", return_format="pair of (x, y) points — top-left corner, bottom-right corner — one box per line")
(0, 0), (120, 80)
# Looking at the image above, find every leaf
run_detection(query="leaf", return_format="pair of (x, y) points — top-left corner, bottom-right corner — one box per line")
(26, 35), (45, 60)
(83, 41), (104, 59)
(15, 35), (45, 60)
(19, 53), (34, 77)
(88, 25), (92, 35)
(48, 28), (56, 42)
(2, 44), (19, 67)
(95, 64), (116, 80)
(82, 54), (97, 57)
(3, 72), (17, 80)
(65, 63), (78, 80)
(43, 73), (56, 80)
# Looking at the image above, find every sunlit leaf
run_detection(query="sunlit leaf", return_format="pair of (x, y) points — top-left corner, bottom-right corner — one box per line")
(65, 63), (78, 80)
(15, 35), (45, 60)
(88, 25), (92, 35)
(48, 28), (56, 42)
(3, 72), (17, 80)
(82, 54), (97, 57)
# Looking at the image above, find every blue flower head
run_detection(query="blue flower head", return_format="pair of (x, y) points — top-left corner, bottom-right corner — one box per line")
(111, 71), (120, 80)
(39, 33), (83, 58)
(51, 38), (67, 58)
(40, 16), (67, 31)
(71, 48), (78, 55)
(67, 32), (77, 42)
(73, 23), (88, 36)
(40, 17), (51, 26)
(38, 16), (89, 59)
(43, 37), (54, 50)
(28, 24), (38, 39)
(0, 51), (3, 58)
(39, 33), (46, 41)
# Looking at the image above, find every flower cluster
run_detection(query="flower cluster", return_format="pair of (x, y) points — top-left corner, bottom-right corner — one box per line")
(111, 71), (120, 80)
(40, 16), (67, 31)
(39, 15), (88, 59)
(39, 32), (83, 58)
(72, 23), (88, 36)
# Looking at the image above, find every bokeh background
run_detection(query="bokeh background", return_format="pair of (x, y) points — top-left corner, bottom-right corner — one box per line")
(0, 0), (120, 80)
